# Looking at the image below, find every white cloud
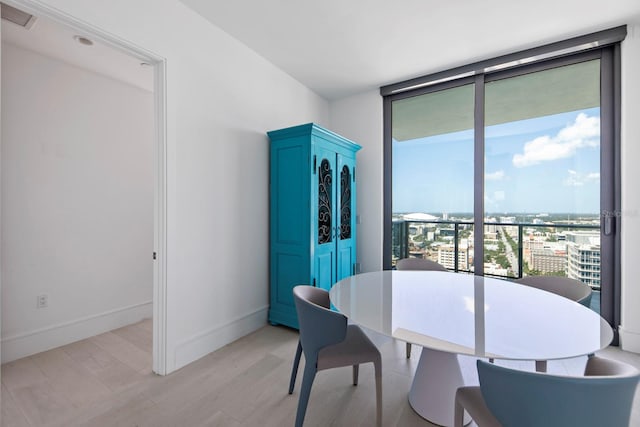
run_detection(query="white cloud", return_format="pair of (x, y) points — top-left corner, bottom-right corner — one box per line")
(485, 190), (505, 205)
(512, 113), (600, 168)
(486, 170), (505, 181)
(563, 170), (600, 187)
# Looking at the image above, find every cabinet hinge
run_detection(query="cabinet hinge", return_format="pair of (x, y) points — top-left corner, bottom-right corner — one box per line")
(353, 264), (356, 275)
(313, 155), (317, 174)
(312, 278), (316, 287)
(153, 252), (157, 260)
(353, 166), (356, 182)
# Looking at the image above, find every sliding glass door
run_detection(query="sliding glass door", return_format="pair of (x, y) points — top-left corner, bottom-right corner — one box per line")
(385, 48), (619, 330)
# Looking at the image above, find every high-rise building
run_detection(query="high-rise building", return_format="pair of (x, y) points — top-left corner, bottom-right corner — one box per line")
(566, 231), (601, 289)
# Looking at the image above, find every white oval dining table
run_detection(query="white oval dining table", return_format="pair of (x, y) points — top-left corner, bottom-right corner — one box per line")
(329, 270), (614, 427)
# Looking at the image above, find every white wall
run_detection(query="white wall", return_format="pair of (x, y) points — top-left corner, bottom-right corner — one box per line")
(619, 21), (640, 353)
(6, 0), (330, 373)
(1, 16), (3, 376)
(330, 25), (640, 354)
(329, 91), (384, 273)
(1, 43), (154, 362)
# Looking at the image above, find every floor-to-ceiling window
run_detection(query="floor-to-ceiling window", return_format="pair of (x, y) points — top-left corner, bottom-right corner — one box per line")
(382, 26), (625, 338)
(391, 83), (475, 272)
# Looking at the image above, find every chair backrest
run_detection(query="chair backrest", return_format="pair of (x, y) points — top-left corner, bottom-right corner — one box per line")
(477, 358), (640, 427)
(293, 285), (347, 361)
(515, 275), (592, 307)
(396, 257), (447, 271)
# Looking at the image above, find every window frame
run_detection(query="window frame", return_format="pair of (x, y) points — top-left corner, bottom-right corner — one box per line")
(381, 28), (624, 341)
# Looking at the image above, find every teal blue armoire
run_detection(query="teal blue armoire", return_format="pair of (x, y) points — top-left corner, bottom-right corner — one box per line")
(268, 123), (361, 329)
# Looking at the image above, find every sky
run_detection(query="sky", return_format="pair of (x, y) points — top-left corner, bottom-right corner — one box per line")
(392, 107), (601, 215)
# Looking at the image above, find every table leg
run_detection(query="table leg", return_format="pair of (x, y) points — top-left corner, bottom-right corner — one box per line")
(409, 348), (471, 426)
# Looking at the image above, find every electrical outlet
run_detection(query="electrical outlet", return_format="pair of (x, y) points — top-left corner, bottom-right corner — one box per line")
(37, 294), (48, 308)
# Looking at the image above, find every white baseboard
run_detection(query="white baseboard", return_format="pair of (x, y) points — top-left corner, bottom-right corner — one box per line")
(172, 306), (268, 372)
(1, 301), (153, 363)
(619, 326), (640, 354)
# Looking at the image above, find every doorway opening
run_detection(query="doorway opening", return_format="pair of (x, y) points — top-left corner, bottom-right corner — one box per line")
(0, 0), (168, 375)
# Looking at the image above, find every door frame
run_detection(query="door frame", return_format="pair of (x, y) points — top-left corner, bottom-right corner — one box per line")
(2, 0), (169, 374)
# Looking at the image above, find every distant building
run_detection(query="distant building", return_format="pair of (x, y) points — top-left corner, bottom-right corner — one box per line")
(566, 231), (600, 245)
(403, 212), (439, 222)
(524, 236), (567, 274)
(438, 244), (469, 270)
(566, 231), (601, 289)
(498, 217), (518, 237)
(485, 262), (508, 276)
(439, 228), (455, 237)
(530, 248), (567, 274)
(485, 217), (498, 234)
(523, 236), (545, 265)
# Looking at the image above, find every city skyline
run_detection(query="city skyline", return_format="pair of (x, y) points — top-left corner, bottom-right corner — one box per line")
(392, 107), (601, 214)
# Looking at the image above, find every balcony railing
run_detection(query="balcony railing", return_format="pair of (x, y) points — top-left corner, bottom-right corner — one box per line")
(392, 219), (601, 289)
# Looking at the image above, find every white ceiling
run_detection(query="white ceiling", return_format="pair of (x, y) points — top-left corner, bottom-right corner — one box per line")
(181, 0), (640, 100)
(3, 1), (639, 101)
(1, 8), (153, 92)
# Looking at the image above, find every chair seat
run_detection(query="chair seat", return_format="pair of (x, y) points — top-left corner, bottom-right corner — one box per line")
(318, 325), (380, 371)
(291, 285), (382, 427)
(455, 386), (501, 427)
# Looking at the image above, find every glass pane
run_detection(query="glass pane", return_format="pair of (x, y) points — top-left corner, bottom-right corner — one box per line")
(484, 60), (601, 309)
(391, 84), (475, 268)
(434, 222), (474, 272)
(340, 165), (352, 240)
(318, 158), (332, 244)
(484, 222), (519, 278)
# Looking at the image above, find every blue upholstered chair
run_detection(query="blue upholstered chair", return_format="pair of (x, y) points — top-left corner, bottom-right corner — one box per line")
(454, 357), (640, 427)
(395, 257), (447, 358)
(515, 275), (594, 372)
(288, 285), (382, 427)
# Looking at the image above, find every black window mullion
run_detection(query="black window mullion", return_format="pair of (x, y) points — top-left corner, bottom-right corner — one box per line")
(474, 74), (485, 276)
(599, 45), (621, 342)
(383, 96), (393, 270)
(613, 42), (622, 341)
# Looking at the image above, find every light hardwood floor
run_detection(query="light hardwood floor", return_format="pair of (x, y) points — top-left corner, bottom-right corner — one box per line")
(2, 320), (640, 426)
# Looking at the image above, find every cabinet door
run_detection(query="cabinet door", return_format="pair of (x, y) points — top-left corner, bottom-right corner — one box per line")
(336, 154), (356, 281)
(313, 146), (337, 291)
